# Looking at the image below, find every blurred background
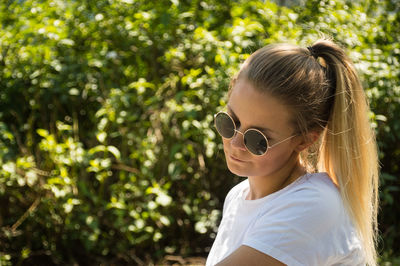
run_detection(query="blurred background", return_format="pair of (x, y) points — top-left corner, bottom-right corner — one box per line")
(0, 0), (399, 265)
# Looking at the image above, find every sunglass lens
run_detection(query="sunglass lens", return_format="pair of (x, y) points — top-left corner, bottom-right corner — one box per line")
(215, 113), (235, 138)
(244, 130), (267, 155)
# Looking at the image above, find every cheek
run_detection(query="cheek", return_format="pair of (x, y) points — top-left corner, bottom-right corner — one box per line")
(253, 146), (293, 170)
(222, 138), (230, 152)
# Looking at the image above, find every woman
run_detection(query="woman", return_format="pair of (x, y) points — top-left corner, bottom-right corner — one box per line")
(206, 39), (379, 265)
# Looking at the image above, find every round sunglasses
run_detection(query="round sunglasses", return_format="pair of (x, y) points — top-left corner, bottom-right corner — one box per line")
(214, 111), (297, 156)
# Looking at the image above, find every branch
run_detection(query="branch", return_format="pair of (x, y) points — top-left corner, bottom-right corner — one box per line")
(11, 196), (41, 232)
(111, 163), (141, 175)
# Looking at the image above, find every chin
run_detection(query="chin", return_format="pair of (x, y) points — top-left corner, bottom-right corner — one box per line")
(226, 161), (251, 177)
(229, 169), (248, 177)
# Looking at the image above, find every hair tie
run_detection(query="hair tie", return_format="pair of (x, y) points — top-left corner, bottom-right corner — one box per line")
(307, 46), (318, 59)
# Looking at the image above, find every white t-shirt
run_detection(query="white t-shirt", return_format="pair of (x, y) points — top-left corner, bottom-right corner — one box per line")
(206, 172), (365, 266)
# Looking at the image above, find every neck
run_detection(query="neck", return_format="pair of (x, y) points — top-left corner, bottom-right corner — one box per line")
(246, 153), (306, 200)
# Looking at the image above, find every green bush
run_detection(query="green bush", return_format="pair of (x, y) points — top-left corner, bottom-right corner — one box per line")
(0, 0), (399, 264)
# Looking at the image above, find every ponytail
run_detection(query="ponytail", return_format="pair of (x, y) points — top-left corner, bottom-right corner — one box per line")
(312, 40), (379, 265)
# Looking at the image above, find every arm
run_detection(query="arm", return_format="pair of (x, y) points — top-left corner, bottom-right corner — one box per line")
(216, 245), (286, 266)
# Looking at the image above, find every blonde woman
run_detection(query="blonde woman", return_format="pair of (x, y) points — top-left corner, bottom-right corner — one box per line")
(207, 39), (379, 265)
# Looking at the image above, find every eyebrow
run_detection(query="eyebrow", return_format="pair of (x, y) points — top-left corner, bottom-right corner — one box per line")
(227, 105), (276, 134)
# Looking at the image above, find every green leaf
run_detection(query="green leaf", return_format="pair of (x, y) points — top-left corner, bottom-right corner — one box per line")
(107, 146), (121, 160)
(37, 129), (49, 137)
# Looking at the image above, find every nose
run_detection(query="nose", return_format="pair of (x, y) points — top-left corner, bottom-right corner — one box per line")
(230, 129), (247, 151)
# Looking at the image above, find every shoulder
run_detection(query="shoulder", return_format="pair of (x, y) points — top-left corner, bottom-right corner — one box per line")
(272, 172), (343, 223)
(248, 172), (351, 243)
(301, 172), (343, 219)
(290, 172), (339, 199)
(242, 173), (363, 265)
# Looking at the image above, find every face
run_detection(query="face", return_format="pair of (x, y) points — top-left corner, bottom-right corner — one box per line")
(222, 78), (300, 178)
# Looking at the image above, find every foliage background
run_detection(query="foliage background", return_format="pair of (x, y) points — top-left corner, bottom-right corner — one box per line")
(0, 0), (399, 264)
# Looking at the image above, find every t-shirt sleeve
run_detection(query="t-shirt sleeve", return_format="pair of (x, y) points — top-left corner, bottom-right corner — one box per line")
(241, 184), (346, 266)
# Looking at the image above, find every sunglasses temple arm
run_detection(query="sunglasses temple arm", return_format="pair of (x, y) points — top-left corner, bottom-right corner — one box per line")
(269, 135), (297, 148)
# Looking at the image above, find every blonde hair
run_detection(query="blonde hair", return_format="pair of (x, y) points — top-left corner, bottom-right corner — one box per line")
(231, 39), (379, 265)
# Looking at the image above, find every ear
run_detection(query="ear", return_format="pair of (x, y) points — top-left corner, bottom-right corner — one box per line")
(294, 131), (320, 153)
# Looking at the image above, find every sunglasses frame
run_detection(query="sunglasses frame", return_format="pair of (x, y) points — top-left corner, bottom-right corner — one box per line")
(214, 111), (297, 156)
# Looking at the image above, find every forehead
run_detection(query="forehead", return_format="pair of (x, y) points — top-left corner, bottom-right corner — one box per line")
(228, 79), (294, 134)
